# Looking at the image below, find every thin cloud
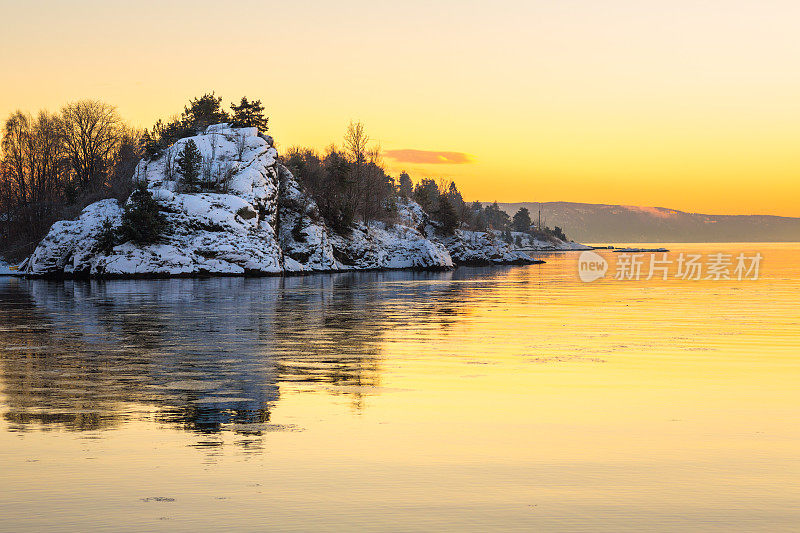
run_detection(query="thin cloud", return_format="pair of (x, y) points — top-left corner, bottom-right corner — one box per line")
(383, 149), (474, 165)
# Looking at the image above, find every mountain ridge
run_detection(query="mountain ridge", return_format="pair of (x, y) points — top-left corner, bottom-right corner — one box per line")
(495, 201), (800, 243)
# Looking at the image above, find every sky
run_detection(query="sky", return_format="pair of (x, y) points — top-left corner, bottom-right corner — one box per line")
(1, 0), (799, 216)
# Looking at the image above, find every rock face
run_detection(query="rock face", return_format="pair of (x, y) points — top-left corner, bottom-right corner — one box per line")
(25, 124), (580, 278)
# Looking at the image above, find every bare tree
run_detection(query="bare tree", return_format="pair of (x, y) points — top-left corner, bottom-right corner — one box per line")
(235, 130), (247, 161)
(163, 146), (176, 181)
(217, 161), (235, 193)
(0, 110), (70, 258)
(60, 100), (122, 193)
(1, 110), (68, 206)
(201, 134), (219, 188)
(344, 121), (370, 224)
(1, 111), (32, 205)
(344, 121), (368, 167)
(108, 126), (142, 201)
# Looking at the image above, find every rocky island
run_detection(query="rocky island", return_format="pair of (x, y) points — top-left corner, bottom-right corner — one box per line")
(22, 124), (586, 278)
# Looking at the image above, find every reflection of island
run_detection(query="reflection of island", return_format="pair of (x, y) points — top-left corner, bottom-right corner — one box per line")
(0, 270), (480, 445)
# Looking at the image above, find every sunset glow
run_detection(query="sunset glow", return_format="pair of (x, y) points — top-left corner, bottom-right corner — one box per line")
(2, 0), (799, 215)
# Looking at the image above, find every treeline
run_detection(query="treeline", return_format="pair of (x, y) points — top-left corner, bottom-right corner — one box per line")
(285, 129), (568, 243)
(0, 101), (141, 259)
(282, 122), (396, 233)
(142, 93), (267, 160)
(0, 93), (268, 260)
(409, 179), (567, 242)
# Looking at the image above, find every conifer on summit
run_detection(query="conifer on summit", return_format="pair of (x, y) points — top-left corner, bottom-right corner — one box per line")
(230, 97), (268, 131)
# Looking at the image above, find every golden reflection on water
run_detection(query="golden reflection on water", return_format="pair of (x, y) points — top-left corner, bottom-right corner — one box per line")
(0, 243), (798, 531)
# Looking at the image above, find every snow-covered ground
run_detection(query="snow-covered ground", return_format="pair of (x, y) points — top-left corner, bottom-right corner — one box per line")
(23, 124), (585, 278)
(507, 231), (591, 251)
(0, 259), (24, 276)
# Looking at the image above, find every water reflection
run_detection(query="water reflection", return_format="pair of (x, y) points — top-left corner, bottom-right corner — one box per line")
(0, 271), (475, 444)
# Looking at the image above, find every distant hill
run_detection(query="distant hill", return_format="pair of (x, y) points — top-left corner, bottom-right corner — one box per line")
(495, 202), (800, 243)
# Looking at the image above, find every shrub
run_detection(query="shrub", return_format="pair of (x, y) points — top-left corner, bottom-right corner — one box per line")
(292, 217), (306, 242)
(96, 218), (119, 254)
(117, 185), (168, 244)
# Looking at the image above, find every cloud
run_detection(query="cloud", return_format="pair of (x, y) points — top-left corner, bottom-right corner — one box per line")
(383, 149), (473, 165)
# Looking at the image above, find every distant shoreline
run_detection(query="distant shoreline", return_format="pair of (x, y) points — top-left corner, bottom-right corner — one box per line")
(494, 202), (800, 243)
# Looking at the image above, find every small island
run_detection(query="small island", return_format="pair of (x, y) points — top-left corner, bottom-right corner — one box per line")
(3, 95), (586, 278)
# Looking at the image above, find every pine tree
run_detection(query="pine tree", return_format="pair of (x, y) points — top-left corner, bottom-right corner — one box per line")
(176, 139), (201, 191)
(141, 128), (161, 160)
(398, 171), (413, 198)
(436, 196), (459, 235)
(182, 92), (229, 132)
(230, 97), (268, 131)
(512, 207), (532, 232)
(118, 184), (168, 244)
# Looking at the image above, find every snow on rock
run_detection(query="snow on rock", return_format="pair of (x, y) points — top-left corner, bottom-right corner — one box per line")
(441, 230), (589, 265)
(395, 198), (430, 229)
(27, 199), (123, 276)
(329, 222), (453, 271)
(0, 259), (24, 276)
(276, 165), (338, 272)
(24, 123), (584, 278)
(443, 230), (536, 266)
(508, 231), (592, 251)
(27, 126), (285, 277)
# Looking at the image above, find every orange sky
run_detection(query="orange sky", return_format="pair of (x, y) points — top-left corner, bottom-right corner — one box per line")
(2, 0), (799, 216)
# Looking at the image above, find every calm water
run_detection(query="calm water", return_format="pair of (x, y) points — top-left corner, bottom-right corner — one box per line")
(1, 244), (798, 532)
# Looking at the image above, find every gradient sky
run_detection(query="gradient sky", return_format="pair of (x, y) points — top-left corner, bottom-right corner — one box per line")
(2, 0), (799, 216)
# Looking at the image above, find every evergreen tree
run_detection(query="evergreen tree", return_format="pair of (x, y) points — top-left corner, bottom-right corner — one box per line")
(485, 201), (510, 230)
(512, 207), (532, 232)
(141, 128), (161, 160)
(397, 171), (413, 198)
(469, 202), (488, 231)
(176, 139), (201, 191)
(230, 97), (268, 131)
(413, 179), (440, 212)
(118, 184), (168, 244)
(444, 181), (467, 224)
(435, 196), (460, 234)
(182, 92), (229, 132)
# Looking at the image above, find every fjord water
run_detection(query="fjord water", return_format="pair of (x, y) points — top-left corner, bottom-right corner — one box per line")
(1, 244), (798, 532)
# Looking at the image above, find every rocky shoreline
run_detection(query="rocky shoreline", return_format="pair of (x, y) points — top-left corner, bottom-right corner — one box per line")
(19, 125), (586, 279)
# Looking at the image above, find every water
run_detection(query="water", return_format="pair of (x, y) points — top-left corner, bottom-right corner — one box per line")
(1, 243), (798, 532)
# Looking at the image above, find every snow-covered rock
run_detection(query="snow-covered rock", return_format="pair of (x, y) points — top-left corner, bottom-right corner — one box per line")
(328, 222), (453, 271)
(0, 259), (24, 276)
(507, 231), (591, 251)
(443, 230), (536, 265)
(27, 126), (288, 277)
(276, 165), (338, 272)
(27, 199), (123, 276)
(24, 123), (583, 278)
